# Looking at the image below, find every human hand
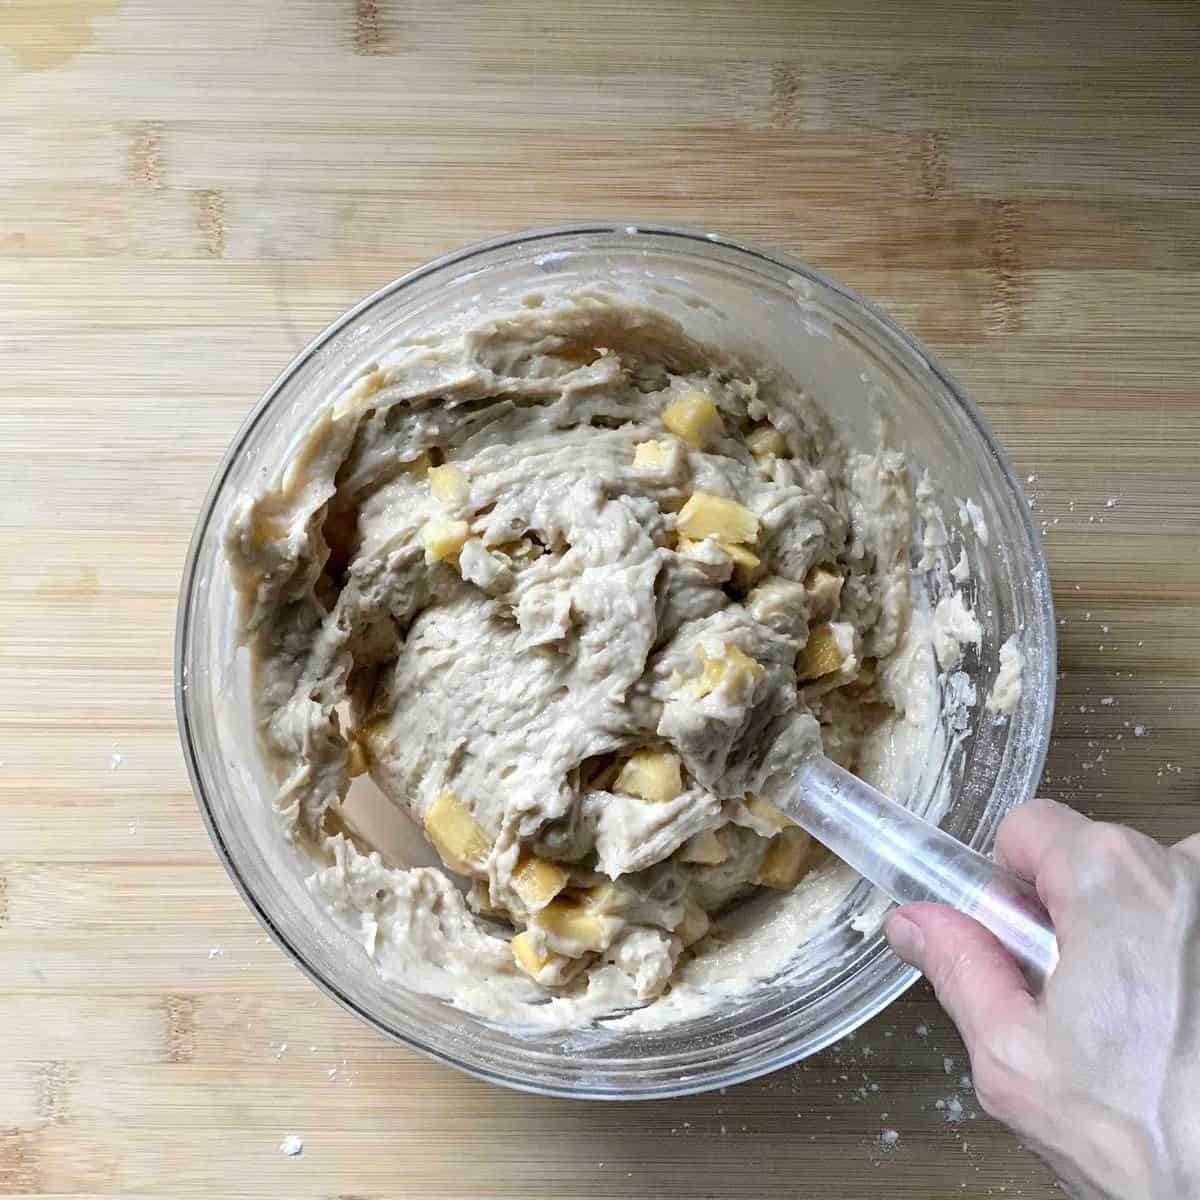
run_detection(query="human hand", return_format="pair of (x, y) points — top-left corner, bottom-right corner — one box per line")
(885, 798), (1200, 1199)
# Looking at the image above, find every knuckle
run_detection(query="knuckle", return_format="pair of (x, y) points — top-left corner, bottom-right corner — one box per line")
(998, 797), (1042, 841)
(1018, 795), (1059, 821)
(1006, 795), (1060, 832)
(995, 797), (1066, 871)
(1082, 821), (1139, 863)
(1172, 840), (1200, 879)
(1074, 823), (1150, 892)
(1175, 832), (1200, 863)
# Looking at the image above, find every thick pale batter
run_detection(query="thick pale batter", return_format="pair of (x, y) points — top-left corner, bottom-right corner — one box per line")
(226, 294), (984, 1028)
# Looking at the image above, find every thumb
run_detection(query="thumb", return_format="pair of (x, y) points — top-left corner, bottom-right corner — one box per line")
(886, 902), (1037, 1053)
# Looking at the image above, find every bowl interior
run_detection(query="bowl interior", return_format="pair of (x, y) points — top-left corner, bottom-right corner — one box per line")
(176, 225), (1054, 1099)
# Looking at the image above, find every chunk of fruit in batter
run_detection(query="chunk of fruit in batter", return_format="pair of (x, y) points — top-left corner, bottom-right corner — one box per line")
(428, 463), (468, 504)
(510, 930), (565, 978)
(745, 792), (794, 831)
(633, 439), (672, 469)
(796, 622), (844, 682)
(679, 829), (727, 865)
(674, 900), (711, 947)
(615, 748), (684, 803)
(422, 517), (470, 564)
(756, 827), (814, 890)
(803, 563), (843, 622)
(682, 643), (765, 701)
(676, 535), (761, 572)
(662, 391), (724, 449)
(721, 541), (761, 571)
(745, 422), (788, 460)
(533, 886), (618, 954)
(511, 854), (570, 909)
(676, 492), (760, 544)
(423, 791), (491, 875)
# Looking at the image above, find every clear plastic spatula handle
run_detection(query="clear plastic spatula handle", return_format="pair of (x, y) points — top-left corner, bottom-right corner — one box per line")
(778, 755), (1059, 992)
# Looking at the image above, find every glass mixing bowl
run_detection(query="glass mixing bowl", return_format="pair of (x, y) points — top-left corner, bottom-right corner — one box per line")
(175, 224), (1055, 1099)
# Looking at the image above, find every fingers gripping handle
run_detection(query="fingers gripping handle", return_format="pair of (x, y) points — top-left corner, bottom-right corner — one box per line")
(780, 757), (1060, 992)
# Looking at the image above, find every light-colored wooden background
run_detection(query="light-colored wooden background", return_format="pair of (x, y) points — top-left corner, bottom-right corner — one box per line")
(2, 2), (1198, 1196)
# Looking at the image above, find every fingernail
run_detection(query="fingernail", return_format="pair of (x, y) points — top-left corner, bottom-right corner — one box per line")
(886, 914), (926, 966)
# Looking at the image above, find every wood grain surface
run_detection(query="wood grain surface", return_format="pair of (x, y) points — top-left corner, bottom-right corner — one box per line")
(2, 2), (1198, 1196)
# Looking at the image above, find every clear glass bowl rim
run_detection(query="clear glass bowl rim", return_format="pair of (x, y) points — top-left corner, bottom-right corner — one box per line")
(175, 221), (1056, 1099)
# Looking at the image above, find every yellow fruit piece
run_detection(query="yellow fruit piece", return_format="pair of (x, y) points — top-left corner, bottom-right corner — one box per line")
(745, 792), (794, 831)
(428, 463), (468, 504)
(402, 451), (434, 476)
(615, 748), (684, 803)
(682, 643), (765, 701)
(796, 622), (844, 682)
(662, 392), (724, 449)
(679, 829), (727, 865)
(674, 900), (711, 947)
(804, 563), (843, 621)
(855, 657), (878, 689)
(677, 492), (759, 544)
(533, 888), (614, 953)
(633, 440), (671, 469)
(422, 517), (470, 564)
(756, 826), (814, 890)
(511, 855), (570, 909)
(745, 423), (788, 460)
(676, 536), (761, 572)
(722, 541), (761, 571)
(511, 930), (562, 978)
(423, 791), (491, 875)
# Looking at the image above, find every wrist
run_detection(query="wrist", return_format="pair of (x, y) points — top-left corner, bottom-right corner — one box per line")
(1035, 1103), (1188, 1200)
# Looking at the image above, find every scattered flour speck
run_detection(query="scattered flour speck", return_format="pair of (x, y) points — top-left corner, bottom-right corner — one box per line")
(208, 948), (223, 960)
(880, 1129), (900, 1150)
(915, 1024), (929, 1039)
(1135, 725), (1147, 737)
(110, 751), (122, 770)
(279, 1135), (303, 1157)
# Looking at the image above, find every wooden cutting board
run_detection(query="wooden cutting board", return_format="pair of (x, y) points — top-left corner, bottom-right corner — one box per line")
(2, 2), (1197, 1195)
